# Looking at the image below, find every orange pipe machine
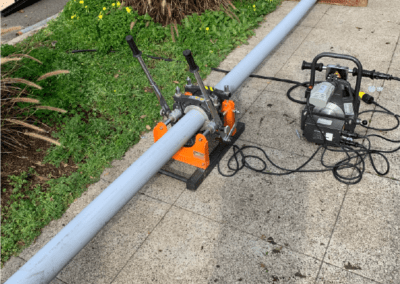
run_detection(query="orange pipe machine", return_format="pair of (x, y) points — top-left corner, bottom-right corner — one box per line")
(153, 81), (244, 190)
(124, 40), (246, 190)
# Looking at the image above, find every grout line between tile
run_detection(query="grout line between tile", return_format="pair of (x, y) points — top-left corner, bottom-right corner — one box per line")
(109, 188), (187, 283)
(313, 183), (349, 283)
(172, 203), (325, 264)
(318, 261), (384, 284)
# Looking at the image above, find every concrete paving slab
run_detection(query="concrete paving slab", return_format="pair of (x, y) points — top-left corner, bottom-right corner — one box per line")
(0, 257), (64, 284)
(111, 206), (322, 284)
(366, 0), (400, 12)
(265, 2), (331, 29)
(252, 26), (314, 77)
(315, 262), (381, 284)
(293, 27), (399, 65)
(239, 88), (321, 157)
(56, 194), (171, 284)
(317, 5), (400, 37)
(1, 257), (25, 284)
(175, 140), (348, 260)
(230, 78), (268, 121)
(324, 173), (400, 283)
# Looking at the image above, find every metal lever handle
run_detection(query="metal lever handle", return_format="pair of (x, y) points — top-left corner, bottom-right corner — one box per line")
(126, 35), (142, 57)
(183, 49), (199, 73)
(182, 49), (223, 129)
(223, 122), (237, 142)
(126, 35), (171, 116)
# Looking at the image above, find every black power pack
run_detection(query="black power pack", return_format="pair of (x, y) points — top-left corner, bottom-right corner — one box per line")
(300, 53), (364, 146)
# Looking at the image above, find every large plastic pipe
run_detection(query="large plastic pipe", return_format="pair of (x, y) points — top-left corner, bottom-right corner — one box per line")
(215, 0), (317, 94)
(5, 109), (206, 284)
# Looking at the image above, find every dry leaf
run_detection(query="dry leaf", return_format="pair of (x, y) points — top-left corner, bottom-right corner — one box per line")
(37, 70), (70, 81)
(18, 10), (24, 13)
(146, 125), (151, 130)
(9, 54), (42, 64)
(261, 235), (266, 240)
(1, 58), (21, 64)
(23, 132), (62, 146)
(130, 20), (136, 30)
(104, 172), (109, 176)
(9, 97), (40, 104)
(114, 74), (119, 78)
(36, 106), (67, 113)
(2, 78), (42, 89)
(5, 118), (46, 133)
(37, 176), (50, 181)
(140, 115), (147, 119)
(173, 81), (179, 84)
(170, 25), (175, 42)
(1, 26), (22, 36)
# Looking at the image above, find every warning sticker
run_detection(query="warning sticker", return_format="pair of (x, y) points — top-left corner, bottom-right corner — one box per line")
(317, 118), (332, 125)
(344, 103), (354, 115)
(318, 85), (327, 93)
(326, 102), (337, 110)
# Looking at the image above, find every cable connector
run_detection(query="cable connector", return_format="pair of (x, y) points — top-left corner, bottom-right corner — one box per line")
(359, 92), (374, 104)
(341, 131), (364, 139)
(341, 140), (361, 147)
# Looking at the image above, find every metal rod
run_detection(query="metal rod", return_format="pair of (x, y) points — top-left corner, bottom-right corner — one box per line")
(5, 109), (206, 284)
(215, 0), (317, 94)
(136, 56), (171, 116)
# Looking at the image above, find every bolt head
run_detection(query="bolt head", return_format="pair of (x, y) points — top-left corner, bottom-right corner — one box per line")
(199, 138), (203, 142)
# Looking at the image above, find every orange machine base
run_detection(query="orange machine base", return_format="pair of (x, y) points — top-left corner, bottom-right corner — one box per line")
(153, 122), (210, 169)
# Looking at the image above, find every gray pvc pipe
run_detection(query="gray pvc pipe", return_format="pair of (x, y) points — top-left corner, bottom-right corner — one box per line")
(215, 0), (317, 94)
(5, 109), (206, 284)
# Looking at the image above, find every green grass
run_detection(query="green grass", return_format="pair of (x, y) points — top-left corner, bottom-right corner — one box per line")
(0, 0), (283, 266)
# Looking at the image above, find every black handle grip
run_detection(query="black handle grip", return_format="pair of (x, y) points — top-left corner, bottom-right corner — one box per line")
(126, 35), (142, 57)
(352, 68), (393, 80)
(183, 49), (199, 73)
(301, 61), (324, 72)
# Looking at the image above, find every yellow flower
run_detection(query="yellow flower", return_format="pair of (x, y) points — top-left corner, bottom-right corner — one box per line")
(253, 4), (255, 7)
(206, 27), (209, 31)
(71, 15), (74, 19)
(112, 3), (115, 7)
(114, 90), (116, 92)
(209, 50), (213, 53)
(103, 7), (106, 10)
(85, 5), (87, 8)
(79, 0), (84, 4)
(254, 9), (256, 11)
(117, 1), (121, 7)
(98, 14), (103, 19)
(126, 7), (131, 13)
